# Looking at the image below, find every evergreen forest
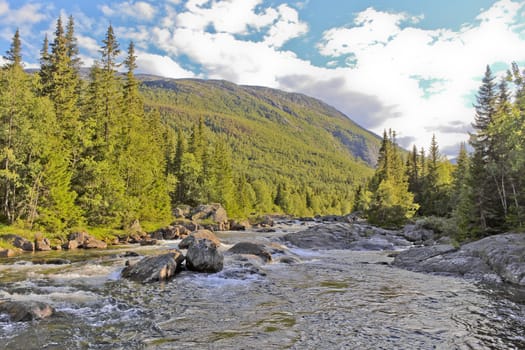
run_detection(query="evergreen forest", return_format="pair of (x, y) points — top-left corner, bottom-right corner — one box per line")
(0, 18), (379, 236)
(1, 17), (524, 243)
(356, 65), (525, 242)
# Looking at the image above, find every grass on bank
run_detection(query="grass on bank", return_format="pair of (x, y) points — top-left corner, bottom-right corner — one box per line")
(0, 219), (173, 251)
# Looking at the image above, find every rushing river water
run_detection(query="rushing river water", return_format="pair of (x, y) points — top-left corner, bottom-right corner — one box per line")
(0, 225), (524, 349)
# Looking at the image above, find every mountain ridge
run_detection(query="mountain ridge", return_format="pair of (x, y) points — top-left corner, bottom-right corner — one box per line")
(138, 76), (381, 167)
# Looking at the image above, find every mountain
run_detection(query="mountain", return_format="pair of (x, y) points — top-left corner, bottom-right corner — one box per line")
(140, 77), (381, 214)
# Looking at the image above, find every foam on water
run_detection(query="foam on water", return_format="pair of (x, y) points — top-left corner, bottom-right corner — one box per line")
(0, 288), (100, 305)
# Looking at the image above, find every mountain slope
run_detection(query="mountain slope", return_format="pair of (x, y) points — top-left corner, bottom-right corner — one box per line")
(140, 77), (381, 214)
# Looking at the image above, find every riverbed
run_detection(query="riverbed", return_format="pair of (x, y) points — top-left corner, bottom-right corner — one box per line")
(0, 225), (524, 349)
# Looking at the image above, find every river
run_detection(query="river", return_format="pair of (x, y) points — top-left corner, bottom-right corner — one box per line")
(0, 224), (524, 349)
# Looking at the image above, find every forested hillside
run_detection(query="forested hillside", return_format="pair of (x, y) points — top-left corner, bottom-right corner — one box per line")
(141, 78), (379, 217)
(0, 17), (379, 235)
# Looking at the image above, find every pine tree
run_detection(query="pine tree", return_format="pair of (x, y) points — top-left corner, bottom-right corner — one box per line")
(3, 28), (22, 69)
(38, 34), (52, 95)
(366, 130), (418, 228)
(65, 15), (82, 74)
(469, 65), (504, 233)
(48, 16), (82, 164)
(99, 24), (122, 147)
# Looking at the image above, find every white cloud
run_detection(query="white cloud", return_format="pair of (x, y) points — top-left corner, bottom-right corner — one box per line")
(177, 0), (279, 34)
(136, 52), (195, 79)
(77, 34), (100, 56)
(100, 1), (156, 21)
(74, 0), (525, 156)
(0, 2), (47, 25)
(0, 0), (8, 15)
(314, 0), (525, 153)
(264, 4), (308, 48)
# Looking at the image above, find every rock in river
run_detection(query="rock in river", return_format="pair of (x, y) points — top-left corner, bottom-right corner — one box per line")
(227, 242), (272, 263)
(282, 223), (411, 251)
(186, 239), (224, 273)
(0, 301), (54, 322)
(121, 251), (185, 283)
(393, 233), (525, 286)
(179, 229), (221, 249)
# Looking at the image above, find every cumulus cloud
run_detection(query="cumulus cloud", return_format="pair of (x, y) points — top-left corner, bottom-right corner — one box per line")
(176, 0), (279, 34)
(77, 34), (100, 56)
(264, 4), (308, 48)
(136, 52), (196, 79)
(0, 2), (47, 25)
(100, 1), (157, 21)
(314, 0), (525, 154)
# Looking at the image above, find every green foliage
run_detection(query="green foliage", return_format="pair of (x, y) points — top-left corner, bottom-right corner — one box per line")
(365, 130), (418, 228)
(141, 79), (379, 217)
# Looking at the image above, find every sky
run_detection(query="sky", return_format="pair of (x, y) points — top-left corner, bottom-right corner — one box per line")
(1, 0), (525, 156)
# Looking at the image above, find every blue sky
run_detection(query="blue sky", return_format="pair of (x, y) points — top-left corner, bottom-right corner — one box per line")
(1, 0), (525, 155)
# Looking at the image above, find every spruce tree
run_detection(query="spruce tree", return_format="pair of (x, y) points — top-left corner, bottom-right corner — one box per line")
(3, 28), (22, 69)
(366, 130), (418, 228)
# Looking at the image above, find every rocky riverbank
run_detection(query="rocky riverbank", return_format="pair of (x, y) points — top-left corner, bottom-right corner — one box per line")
(281, 221), (525, 288)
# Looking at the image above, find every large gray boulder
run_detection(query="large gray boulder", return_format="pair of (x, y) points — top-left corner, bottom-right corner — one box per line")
(282, 223), (411, 251)
(186, 239), (224, 273)
(393, 233), (525, 286)
(15, 237), (35, 252)
(0, 248), (18, 257)
(179, 229), (221, 249)
(227, 242), (272, 263)
(65, 231), (107, 250)
(190, 204), (229, 230)
(121, 251), (184, 283)
(0, 301), (54, 322)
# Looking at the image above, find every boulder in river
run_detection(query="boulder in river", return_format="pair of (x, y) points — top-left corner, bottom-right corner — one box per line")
(0, 248), (18, 257)
(121, 251), (185, 283)
(66, 231), (107, 250)
(282, 223), (411, 251)
(34, 235), (52, 251)
(179, 229), (221, 249)
(189, 203), (229, 230)
(185, 239), (224, 273)
(0, 301), (54, 322)
(393, 233), (525, 286)
(227, 242), (272, 263)
(4, 235), (35, 252)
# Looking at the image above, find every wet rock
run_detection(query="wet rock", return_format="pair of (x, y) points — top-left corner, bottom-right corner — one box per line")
(393, 244), (458, 267)
(150, 225), (188, 240)
(173, 206), (191, 219)
(190, 204), (229, 231)
(227, 242), (272, 263)
(278, 256), (302, 264)
(229, 220), (251, 231)
(256, 215), (274, 228)
(401, 224), (434, 243)
(393, 233), (525, 286)
(34, 236), (52, 251)
(185, 239), (224, 273)
(221, 254), (266, 279)
(121, 251), (140, 258)
(121, 251), (184, 283)
(32, 258), (71, 265)
(282, 223), (411, 251)
(66, 231), (107, 250)
(0, 301), (54, 322)
(7, 235), (35, 252)
(0, 248), (18, 257)
(139, 239), (158, 246)
(179, 229), (221, 249)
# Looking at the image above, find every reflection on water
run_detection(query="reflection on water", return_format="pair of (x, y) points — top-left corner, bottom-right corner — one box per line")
(0, 229), (524, 349)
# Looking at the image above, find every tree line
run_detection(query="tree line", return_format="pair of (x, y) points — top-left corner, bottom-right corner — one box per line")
(0, 17), (367, 234)
(356, 64), (525, 241)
